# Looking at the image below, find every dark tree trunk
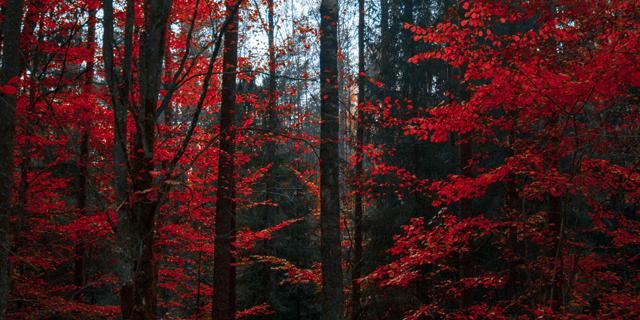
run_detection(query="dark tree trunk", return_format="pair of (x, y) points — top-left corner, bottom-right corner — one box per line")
(351, 0), (365, 318)
(260, 0), (278, 310)
(547, 116), (564, 312)
(506, 113), (520, 306)
(74, 9), (96, 302)
(457, 0), (474, 310)
(212, 1), (239, 319)
(548, 179), (563, 312)
(74, 130), (90, 301)
(0, 0), (24, 318)
(379, 0), (388, 71)
(102, 0), (134, 316)
(402, 0), (413, 83)
(506, 161), (519, 302)
(320, 0), (343, 319)
(102, 0), (172, 318)
(458, 134), (473, 310)
(129, 2), (172, 319)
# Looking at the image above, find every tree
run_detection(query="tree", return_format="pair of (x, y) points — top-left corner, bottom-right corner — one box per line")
(101, 0), (134, 317)
(0, 1), (24, 318)
(351, 0), (365, 318)
(320, 0), (343, 319)
(102, 0), (249, 317)
(455, 0), (474, 310)
(212, 0), (240, 319)
(102, 0), (173, 318)
(3, 0), (640, 318)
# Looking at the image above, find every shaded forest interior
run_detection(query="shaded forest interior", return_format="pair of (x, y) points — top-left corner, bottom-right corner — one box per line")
(0, 0), (639, 319)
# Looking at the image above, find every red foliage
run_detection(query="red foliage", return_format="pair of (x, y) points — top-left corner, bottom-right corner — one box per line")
(365, 0), (640, 318)
(6, 0), (317, 318)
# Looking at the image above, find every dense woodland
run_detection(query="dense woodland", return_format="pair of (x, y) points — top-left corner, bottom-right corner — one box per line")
(0, 0), (639, 319)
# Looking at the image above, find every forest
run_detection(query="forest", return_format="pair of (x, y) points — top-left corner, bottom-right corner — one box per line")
(0, 0), (639, 319)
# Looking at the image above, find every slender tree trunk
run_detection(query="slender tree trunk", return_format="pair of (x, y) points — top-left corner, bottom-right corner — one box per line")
(457, 0), (474, 310)
(260, 0), (278, 310)
(547, 177), (563, 312)
(506, 112), (520, 306)
(129, 1), (172, 319)
(547, 116), (564, 312)
(102, 0), (134, 316)
(74, 130), (89, 301)
(0, 1), (24, 318)
(351, 0), (365, 319)
(542, 0), (564, 311)
(379, 0), (388, 80)
(458, 134), (473, 310)
(229, 190), (237, 319)
(506, 160), (519, 302)
(212, 1), (239, 319)
(320, 0), (343, 319)
(402, 0), (413, 84)
(74, 9), (96, 302)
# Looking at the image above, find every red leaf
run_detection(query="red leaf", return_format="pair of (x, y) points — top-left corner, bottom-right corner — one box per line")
(0, 85), (17, 95)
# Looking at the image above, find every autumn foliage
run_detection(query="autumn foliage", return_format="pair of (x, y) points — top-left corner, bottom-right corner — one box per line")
(4, 0), (318, 318)
(2, 0), (640, 319)
(363, 0), (640, 318)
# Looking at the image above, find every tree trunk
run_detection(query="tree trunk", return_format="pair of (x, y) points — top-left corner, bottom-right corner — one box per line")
(506, 159), (519, 302)
(506, 113), (520, 306)
(74, 130), (89, 302)
(212, 1), (239, 319)
(320, 0), (343, 319)
(102, 0), (134, 316)
(402, 0), (413, 87)
(102, 0), (172, 318)
(74, 9), (96, 302)
(260, 0), (278, 310)
(458, 134), (473, 310)
(129, 1), (172, 319)
(351, 0), (365, 318)
(457, 0), (474, 310)
(0, 0), (24, 318)
(379, 0), (388, 74)
(547, 116), (564, 312)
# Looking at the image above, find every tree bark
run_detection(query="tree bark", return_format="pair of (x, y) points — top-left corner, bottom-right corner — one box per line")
(351, 0), (365, 318)
(506, 156), (519, 302)
(102, 0), (134, 316)
(212, 1), (239, 319)
(506, 112), (520, 306)
(129, 2), (172, 319)
(260, 0), (278, 310)
(73, 130), (89, 302)
(0, 0), (24, 318)
(547, 116), (564, 312)
(379, 0), (388, 70)
(74, 9), (96, 302)
(102, 0), (172, 318)
(457, 0), (474, 310)
(320, 0), (343, 319)
(458, 133), (473, 310)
